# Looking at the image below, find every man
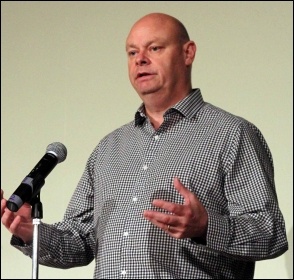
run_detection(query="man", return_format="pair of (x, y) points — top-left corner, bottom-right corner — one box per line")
(1, 13), (288, 279)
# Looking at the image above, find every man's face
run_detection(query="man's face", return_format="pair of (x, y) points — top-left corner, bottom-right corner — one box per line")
(126, 17), (188, 99)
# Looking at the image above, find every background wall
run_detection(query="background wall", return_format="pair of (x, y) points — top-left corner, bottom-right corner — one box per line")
(1, 1), (292, 279)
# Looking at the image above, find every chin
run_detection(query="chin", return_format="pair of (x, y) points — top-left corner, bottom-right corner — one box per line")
(137, 86), (161, 95)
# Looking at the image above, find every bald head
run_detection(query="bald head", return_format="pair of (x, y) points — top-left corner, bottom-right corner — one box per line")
(127, 13), (190, 45)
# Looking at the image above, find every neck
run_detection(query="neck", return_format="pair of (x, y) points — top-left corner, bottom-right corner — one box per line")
(143, 88), (192, 130)
(146, 111), (165, 130)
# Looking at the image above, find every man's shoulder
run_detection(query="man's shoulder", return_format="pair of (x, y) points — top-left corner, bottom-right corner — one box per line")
(99, 119), (136, 143)
(201, 103), (249, 126)
(200, 102), (264, 138)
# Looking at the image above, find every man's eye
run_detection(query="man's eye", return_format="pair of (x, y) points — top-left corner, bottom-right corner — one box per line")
(128, 51), (136, 56)
(151, 46), (160, 51)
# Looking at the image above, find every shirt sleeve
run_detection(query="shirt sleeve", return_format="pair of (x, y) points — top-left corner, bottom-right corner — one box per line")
(10, 147), (98, 269)
(205, 120), (288, 261)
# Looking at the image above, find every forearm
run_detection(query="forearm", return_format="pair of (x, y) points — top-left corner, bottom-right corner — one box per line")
(205, 210), (288, 261)
(11, 222), (95, 269)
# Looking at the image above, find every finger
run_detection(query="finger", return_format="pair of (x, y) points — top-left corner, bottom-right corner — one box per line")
(1, 198), (7, 216)
(2, 209), (22, 234)
(1, 209), (15, 229)
(151, 199), (183, 215)
(19, 202), (32, 213)
(173, 177), (193, 205)
(143, 210), (175, 225)
(145, 216), (173, 233)
(173, 177), (189, 197)
(9, 215), (22, 234)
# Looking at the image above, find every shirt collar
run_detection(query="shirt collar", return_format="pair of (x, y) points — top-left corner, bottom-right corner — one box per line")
(135, 88), (204, 126)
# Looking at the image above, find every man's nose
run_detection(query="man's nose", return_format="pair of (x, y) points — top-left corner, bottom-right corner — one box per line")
(136, 51), (150, 66)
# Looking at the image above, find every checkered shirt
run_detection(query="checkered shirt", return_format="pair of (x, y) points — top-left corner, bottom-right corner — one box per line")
(12, 88), (288, 279)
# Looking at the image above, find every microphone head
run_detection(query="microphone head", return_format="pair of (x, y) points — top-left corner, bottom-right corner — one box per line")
(46, 142), (67, 163)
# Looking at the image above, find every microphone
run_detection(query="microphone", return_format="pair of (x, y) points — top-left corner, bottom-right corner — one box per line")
(6, 142), (67, 212)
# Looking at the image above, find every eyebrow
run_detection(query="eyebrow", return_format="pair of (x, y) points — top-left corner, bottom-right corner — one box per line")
(126, 38), (163, 51)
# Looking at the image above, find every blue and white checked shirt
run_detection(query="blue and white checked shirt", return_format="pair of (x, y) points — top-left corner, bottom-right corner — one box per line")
(12, 89), (288, 279)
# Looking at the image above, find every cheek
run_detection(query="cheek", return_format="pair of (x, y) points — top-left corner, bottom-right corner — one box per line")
(127, 64), (135, 81)
(159, 63), (175, 81)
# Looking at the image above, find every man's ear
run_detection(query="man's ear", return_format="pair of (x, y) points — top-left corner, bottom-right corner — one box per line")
(184, 41), (196, 66)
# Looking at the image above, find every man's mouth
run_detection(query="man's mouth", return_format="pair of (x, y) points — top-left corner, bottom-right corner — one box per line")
(136, 72), (153, 79)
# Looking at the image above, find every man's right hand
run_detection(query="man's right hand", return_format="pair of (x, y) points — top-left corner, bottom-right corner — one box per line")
(1, 189), (34, 244)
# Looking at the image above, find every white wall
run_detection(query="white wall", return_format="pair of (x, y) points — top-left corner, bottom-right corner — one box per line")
(1, 1), (292, 279)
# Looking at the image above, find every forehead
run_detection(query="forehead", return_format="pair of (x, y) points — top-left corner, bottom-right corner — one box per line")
(126, 17), (178, 47)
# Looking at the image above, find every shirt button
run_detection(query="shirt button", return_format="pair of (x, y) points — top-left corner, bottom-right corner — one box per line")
(154, 135), (159, 140)
(123, 232), (129, 237)
(143, 164), (148, 170)
(121, 270), (127, 276)
(132, 197), (138, 202)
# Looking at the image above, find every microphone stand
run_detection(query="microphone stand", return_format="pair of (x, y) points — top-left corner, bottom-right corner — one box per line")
(30, 193), (43, 279)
